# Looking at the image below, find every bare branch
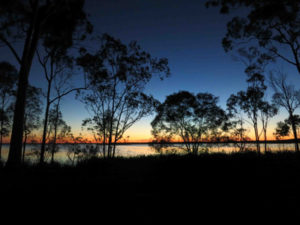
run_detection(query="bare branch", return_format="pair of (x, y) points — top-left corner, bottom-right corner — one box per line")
(0, 36), (21, 64)
(49, 87), (87, 105)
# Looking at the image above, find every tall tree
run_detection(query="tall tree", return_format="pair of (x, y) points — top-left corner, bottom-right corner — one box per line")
(227, 95), (250, 152)
(37, 48), (86, 164)
(270, 71), (300, 151)
(78, 34), (170, 158)
(151, 91), (227, 154)
(260, 101), (278, 152)
(0, 0), (91, 166)
(22, 85), (43, 163)
(0, 62), (17, 160)
(227, 73), (266, 153)
(206, 0), (300, 74)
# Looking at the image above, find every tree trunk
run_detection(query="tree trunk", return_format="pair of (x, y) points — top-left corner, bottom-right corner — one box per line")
(112, 144), (116, 158)
(7, 1), (40, 167)
(108, 77), (117, 158)
(7, 68), (29, 166)
(0, 98), (4, 160)
(22, 134), (27, 163)
(51, 99), (60, 164)
(0, 117), (3, 160)
(40, 81), (52, 164)
(264, 129), (267, 153)
(102, 127), (106, 158)
(0, 133), (2, 161)
(290, 119), (299, 152)
(254, 122), (260, 153)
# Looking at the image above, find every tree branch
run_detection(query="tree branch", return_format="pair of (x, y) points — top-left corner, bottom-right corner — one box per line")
(49, 87), (87, 105)
(0, 36), (21, 64)
(268, 47), (297, 66)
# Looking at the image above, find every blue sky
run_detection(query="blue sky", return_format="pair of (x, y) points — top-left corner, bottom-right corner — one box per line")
(2, 0), (300, 141)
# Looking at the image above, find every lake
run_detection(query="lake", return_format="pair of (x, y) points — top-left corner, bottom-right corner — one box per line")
(0, 142), (297, 164)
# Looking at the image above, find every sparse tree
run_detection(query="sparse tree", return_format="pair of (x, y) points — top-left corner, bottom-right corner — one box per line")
(66, 134), (85, 165)
(227, 94), (250, 152)
(47, 106), (71, 164)
(66, 134), (97, 165)
(37, 48), (85, 164)
(232, 124), (250, 152)
(274, 121), (290, 140)
(206, 0), (300, 74)
(22, 85), (43, 163)
(269, 71), (300, 151)
(78, 34), (170, 158)
(227, 73), (266, 153)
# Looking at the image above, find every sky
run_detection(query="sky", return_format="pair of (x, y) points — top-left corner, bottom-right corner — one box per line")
(2, 0), (300, 142)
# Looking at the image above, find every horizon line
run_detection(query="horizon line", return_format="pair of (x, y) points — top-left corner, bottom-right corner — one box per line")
(2, 139), (299, 145)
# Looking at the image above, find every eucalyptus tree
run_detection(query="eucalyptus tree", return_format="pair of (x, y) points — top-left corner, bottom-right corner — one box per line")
(77, 34), (170, 158)
(151, 91), (227, 154)
(37, 48), (87, 164)
(0, 0), (92, 166)
(285, 115), (300, 139)
(260, 101), (278, 152)
(22, 85), (43, 163)
(206, 0), (300, 74)
(273, 115), (300, 152)
(227, 73), (266, 153)
(227, 95), (250, 152)
(47, 107), (71, 164)
(274, 121), (290, 141)
(47, 73), (75, 164)
(270, 72), (300, 152)
(0, 62), (17, 160)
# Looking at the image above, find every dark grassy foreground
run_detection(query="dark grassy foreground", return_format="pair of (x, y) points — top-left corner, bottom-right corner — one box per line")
(1, 152), (300, 223)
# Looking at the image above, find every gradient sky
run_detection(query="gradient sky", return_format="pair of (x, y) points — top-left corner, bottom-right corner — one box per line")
(2, 0), (300, 142)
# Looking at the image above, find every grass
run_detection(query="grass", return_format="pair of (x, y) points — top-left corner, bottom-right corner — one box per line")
(0, 152), (299, 223)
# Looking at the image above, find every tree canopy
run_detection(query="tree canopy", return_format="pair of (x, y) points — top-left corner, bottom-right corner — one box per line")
(151, 91), (227, 154)
(206, 0), (300, 73)
(78, 34), (170, 157)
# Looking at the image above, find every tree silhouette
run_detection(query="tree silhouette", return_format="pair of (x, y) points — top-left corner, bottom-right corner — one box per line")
(22, 85), (43, 163)
(47, 107), (71, 163)
(270, 71), (300, 152)
(78, 34), (170, 158)
(260, 101), (278, 152)
(66, 134), (90, 165)
(206, 0), (300, 74)
(0, 0), (92, 166)
(227, 96), (250, 152)
(0, 62), (17, 160)
(151, 91), (227, 154)
(274, 121), (290, 141)
(227, 73), (266, 153)
(37, 46), (87, 164)
(285, 115), (300, 139)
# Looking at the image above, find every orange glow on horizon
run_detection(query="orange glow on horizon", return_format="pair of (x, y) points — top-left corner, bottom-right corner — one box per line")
(1, 130), (298, 144)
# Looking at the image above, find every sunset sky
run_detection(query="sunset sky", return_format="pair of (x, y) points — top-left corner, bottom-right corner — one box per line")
(2, 0), (300, 142)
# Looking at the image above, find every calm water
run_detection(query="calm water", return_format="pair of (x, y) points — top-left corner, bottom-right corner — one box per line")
(0, 143), (296, 164)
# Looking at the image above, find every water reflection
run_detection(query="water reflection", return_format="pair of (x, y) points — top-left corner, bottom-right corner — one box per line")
(0, 143), (296, 164)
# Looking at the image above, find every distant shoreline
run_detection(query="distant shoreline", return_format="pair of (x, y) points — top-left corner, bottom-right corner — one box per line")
(2, 139), (299, 145)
